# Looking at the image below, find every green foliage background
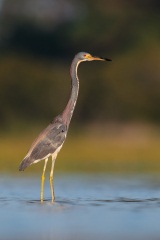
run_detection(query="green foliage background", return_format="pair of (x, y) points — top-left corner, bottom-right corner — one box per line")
(0, 0), (160, 126)
(0, 0), (160, 173)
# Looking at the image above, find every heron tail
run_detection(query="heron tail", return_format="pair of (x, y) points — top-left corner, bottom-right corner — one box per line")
(19, 157), (31, 171)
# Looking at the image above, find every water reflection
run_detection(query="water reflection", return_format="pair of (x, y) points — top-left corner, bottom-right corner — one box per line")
(1, 173), (160, 240)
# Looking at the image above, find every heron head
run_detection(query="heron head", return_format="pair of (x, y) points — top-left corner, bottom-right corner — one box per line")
(77, 52), (112, 62)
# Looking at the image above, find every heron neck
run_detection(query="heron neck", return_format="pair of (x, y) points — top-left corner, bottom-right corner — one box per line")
(62, 58), (80, 127)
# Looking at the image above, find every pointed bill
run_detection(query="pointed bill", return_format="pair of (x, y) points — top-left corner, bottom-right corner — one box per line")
(92, 56), (112, 61)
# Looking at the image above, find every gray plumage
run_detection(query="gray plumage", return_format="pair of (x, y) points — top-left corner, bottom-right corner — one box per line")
(19, 115), (66, 170)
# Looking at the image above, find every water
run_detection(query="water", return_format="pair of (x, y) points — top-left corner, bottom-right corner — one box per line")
(1, 173), (160, 240)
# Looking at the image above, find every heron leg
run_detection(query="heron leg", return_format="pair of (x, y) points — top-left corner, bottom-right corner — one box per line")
(40, 158), (48, 203)
(50, 155), (56, 203)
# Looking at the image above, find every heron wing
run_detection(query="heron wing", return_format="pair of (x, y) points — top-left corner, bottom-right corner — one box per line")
(30, 123), (66, 160)
(19, 116), (67, 170)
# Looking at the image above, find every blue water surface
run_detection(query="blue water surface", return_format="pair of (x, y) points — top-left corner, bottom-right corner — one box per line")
(1, 173), (160, 240)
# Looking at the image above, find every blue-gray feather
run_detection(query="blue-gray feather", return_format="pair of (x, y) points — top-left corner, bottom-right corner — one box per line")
(19, 115), (67, 170)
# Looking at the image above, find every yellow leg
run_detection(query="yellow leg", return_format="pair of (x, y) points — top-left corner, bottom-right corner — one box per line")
(40, 158), (48, 203)
(50, 155), (56, 203)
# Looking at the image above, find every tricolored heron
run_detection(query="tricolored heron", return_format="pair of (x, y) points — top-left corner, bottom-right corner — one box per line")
(19, 52), (111, 202)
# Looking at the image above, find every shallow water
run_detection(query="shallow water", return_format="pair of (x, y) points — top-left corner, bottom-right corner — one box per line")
(1, 173), (160, 240)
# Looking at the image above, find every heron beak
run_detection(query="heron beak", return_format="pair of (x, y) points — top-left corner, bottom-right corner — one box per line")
(85, 54), (112, 61)
(92, 56), (112, 61)
(87, 55), (112, 61)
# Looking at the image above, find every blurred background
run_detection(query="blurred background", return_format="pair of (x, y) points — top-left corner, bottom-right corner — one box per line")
(0, 0), (160, 173)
